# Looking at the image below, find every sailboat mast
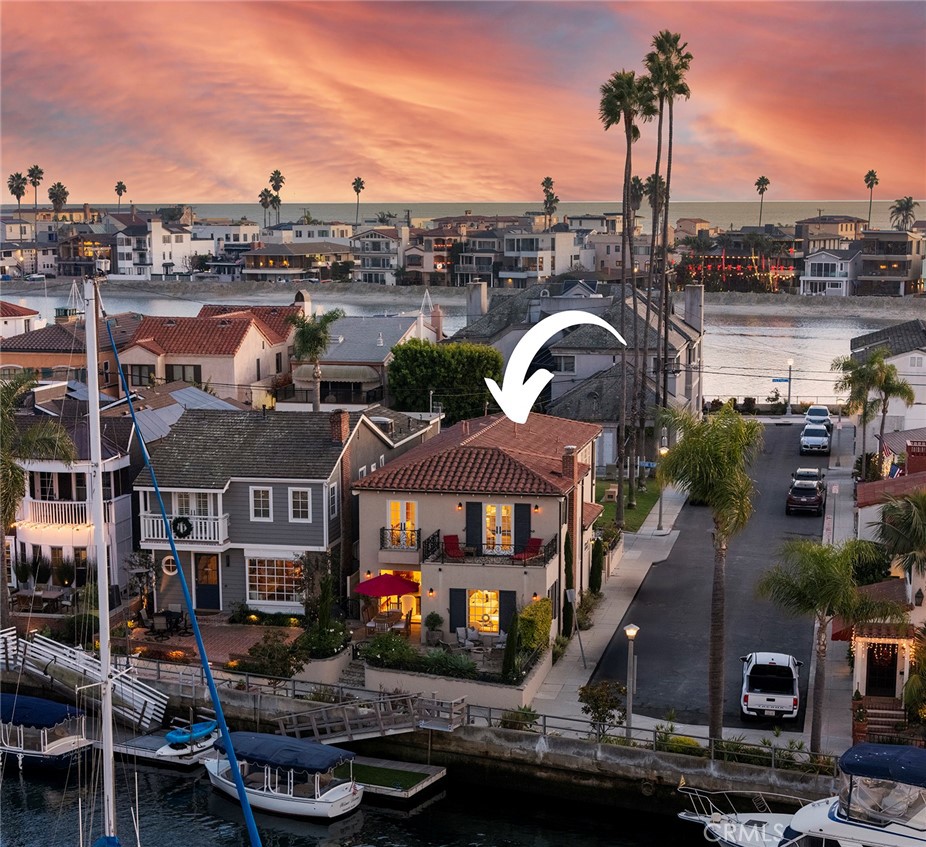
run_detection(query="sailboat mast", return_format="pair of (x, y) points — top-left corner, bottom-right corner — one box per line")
(84, 277), (118, 839)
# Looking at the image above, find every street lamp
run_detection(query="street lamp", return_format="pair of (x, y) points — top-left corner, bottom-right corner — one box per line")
(786, 358), (794, 416)
(624, 623), (639, 740)
(656, 427), (669, 532)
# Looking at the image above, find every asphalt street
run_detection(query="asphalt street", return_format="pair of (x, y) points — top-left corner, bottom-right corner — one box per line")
(591, 421), (833, 728)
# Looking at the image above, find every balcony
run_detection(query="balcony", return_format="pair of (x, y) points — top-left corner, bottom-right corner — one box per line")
(141, 513), (230, 546)
(23, 498), (115, 525)
(378, 528), (441, 567)
(434, 535), (557, 567)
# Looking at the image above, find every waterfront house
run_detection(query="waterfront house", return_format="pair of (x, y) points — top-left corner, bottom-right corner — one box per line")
(0, 301), (44, 339)
(241, 241), (352, 283)
(352, 412), (601, 642)
(349, 227), (412, 285)
(453, 229), (505, 288)
(798, 247), (861, 296)
(498, 228), (595, 288)
(57, 229), (118, 278)
(261, 221), (353, 245)
(1, 216), (31, 242)
(856, 229), (925, 296)
(133, 407), (437, 614)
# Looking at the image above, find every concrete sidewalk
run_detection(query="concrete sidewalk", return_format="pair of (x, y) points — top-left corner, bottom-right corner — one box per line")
(539, 415), (857, 755)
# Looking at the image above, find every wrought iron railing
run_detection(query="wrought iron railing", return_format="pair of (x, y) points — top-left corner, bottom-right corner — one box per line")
(379, 527), (421, 551)
(422, 530), (441, 561)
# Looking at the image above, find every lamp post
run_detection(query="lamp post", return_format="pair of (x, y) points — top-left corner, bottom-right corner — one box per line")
(656, 427), (669, 532)
(624, 623), (639, 740)
(786, 358), (794, 416)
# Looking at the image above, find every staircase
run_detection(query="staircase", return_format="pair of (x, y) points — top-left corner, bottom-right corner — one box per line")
(338, 659), (366, 689)
(863, 696), (906, 736)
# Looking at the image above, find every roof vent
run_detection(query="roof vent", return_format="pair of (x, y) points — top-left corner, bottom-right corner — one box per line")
(377, 332), (384, 347)
(164, 319), (176, 327)
(218, 319), (231, 327)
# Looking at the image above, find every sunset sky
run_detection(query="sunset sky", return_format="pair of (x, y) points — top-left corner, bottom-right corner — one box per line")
(2, 1), (924, 205)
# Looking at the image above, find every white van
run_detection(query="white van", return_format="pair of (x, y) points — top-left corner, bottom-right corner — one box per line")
(24, 274), (46, 282)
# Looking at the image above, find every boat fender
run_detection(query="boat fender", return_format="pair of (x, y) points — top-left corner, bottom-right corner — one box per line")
(640, 780), (654, 797)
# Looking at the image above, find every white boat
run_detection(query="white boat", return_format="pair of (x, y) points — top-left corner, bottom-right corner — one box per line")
(0, 692), (93, 770)
(679, 742), (926, 846)
(155, 719), (219, 760)
(205, 731), (364, 819)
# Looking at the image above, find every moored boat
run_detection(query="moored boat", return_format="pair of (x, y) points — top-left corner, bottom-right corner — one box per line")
(204, 731), (363, 819)
(0, 692), (93, 770)
(155, 719), (219, 760)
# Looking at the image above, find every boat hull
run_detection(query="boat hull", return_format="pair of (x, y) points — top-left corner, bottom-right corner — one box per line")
(1, 737), (92, 771)
(678, 810), (793, 847)
(204, 758), (363, 819)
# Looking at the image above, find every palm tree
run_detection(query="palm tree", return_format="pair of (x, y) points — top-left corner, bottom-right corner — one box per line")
(757, 538), (906, 753)
(755, 176), (770, 226)
(832, 352), (880, 481)
(541, 176), (560, 230)
(47, 181), (69, 219)
(27, 165), (44, 270)
(269, 193), (282, 227)
(258, 188), (273, 228)
(7, 173), (27, 230)
(1, 373), (77, 627)
(644, 173), (666, 219)
(600, 68), (656, 519)
(874, 491), (926, 577)
(287, 308), (346, 411)
(864, 170), (879, 228)
(657, 402), (764, 740)
(114, 180), (127, 213)
(890, 196), (919, 231)
(269, 170), (285, 224)
(352, 177), (365, 225)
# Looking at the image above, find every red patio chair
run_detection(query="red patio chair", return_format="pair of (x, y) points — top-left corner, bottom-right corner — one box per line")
(512, 537), (543, 562)
(443, 535), (466, 562)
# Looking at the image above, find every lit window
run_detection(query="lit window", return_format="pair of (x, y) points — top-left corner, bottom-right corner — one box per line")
(247, 557), (300, 603)
(250, 487), (272, 521)
(468, 589), (499, 634)
(162, 556), (177, 576)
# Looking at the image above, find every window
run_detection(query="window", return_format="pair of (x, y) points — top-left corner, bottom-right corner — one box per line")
(328, 482), (338, 518)
(247, 557), (300, 603)
(256, 359), (261, 381)
(129, 365), (155, 387)
(911, 356), (923, 368)
(358, 466), (367, 479)
(174, 234), (182, 243)
(387, 500), (416, 547)
(484, 504), (513, 554)
(551, 355), (575, 373)
(250, 487), (272, 521)
(468, 589), (499, 634)
(74, 548), (87, 567)
(166, 364), (202, 384)
(380, 454), (385, 468)
(177, 493), (192, 515)
(289, 488), (311, 522)
(39, 472), (55, 500)
(50, 547), (63, 569)
(275, 352), (282, 373)
(161, 555), (177, 576)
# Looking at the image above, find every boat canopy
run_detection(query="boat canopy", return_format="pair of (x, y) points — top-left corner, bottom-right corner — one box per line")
(214, 732), (355, 773)
(839, 743), (926, 788)
(0, 694), (82, 728)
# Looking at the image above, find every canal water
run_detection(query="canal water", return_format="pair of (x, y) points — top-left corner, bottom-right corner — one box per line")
(0, 765), (698, 846)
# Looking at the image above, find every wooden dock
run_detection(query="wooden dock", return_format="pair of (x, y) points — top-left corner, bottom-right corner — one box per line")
(352, 755), (446, 800)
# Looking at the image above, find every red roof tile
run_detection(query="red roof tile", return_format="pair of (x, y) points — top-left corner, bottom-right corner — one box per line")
(196, 304), (300, 343)
(128, 315), (275, 356)
(0, 301), (40, 318)
(583, 501), (604, 529)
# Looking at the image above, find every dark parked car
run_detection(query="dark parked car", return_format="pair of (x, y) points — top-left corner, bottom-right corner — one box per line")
(786, 478), (827, 515)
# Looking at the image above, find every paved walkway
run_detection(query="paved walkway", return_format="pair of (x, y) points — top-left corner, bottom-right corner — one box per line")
(539, 415), (856, 754)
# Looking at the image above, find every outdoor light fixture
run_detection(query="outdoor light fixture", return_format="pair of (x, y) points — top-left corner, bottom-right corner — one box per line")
(916, 589), (924, 607)
(428, 587), (434, 598)
(365, 570), (372, 580)
(624, 623), (640, 641)
(624, 623), (640, 740)
(659, 427), (669, 457)
(456, 502), (462, 511)
(532, 592), (538, 601)
(533, 504), (540, 513)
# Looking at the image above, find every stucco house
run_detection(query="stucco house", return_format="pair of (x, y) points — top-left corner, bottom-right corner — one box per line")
(0, 301), (44, 339)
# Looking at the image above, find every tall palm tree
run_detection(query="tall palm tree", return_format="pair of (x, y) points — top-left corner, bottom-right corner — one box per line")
(269, 170), (285, 224)
(258, 188), (273, 229)
(287, 308), (346, 411)
(644, 173), (666, 218)
(7, 173), (27, 231)
(868, 349), (915, 467)
(269, 193), (282, 227)
(352, 177), (365, 225)
(832, 351), (880, 481)
(755, 175), (770, 226)
(650, 31), (692, 413)
(541, 176), (560, 230)
(757, 538), (906, 753)
(874, 491), (926, 577)
(657, 402), (764, 740)
(27, 165), (44, 270)
(890, 196), (919, 231)
(1, 372), (77, 627)
(863, 170), (879, 228)
(600, 69), (656, 518)
(114, 180), (127, 212)
(47, 181), (69, 219)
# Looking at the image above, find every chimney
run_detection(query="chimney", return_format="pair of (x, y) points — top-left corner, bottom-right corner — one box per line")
(684, 284), (704, 334)
(330, 409), (350, 444)
(130, 203), (136, 218)
(466, 280), (488, 325)
(83, 202), (91, 220)
(431, 303), (444, 340)
(906, 440), (926, 475)
(562, 445), (578, 483)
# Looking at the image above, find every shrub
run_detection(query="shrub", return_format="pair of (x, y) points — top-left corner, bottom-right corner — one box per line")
(227, 602), (306, 628)
(360, 633), (419, 668)
(424, 612), (444, 632)
(237, 629), (309, 680)
(578, 680), (626, 741)
(421, 649), (478, 679)
(31, 555), (52, 584)
(576, 591), (600, 631)
(589, 538), (603, 594)
(741, 397), (757, 415)
(501, 612), (523, 684)
(61, 613), (100, 646)
(297, 621), (350, 660)
(562, 532), (574, 636)
(552, 635), (570, 664)
(518, 597), (552, 651)
(498, 705), (539, 731)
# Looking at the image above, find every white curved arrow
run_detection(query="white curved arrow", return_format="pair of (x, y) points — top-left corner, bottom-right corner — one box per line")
(485, 310), (626, 424)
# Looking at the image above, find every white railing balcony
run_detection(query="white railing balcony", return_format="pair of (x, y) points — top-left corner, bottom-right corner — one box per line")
(24, 498), (114, 526)
(140, 513), (229, 545)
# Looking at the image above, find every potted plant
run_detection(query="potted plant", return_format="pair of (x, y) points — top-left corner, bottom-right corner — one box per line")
(424, 611), (444, 646)
(852, 689), (869, 744)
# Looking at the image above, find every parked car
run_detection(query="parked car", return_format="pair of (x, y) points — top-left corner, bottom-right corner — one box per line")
(804, 405), (833, 432)
(786, 478), (826, 515)
(740, 652), (802, 720)
(792, 467), (825, 482)
(24, 273), (46, 282)
(799, 424), (830, 455)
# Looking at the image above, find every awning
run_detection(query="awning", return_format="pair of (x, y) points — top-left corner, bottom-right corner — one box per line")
(293, 364), (381, 384)
(214, 732), (354, 772)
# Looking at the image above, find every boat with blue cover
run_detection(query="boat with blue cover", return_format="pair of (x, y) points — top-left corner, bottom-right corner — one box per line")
(156, 719), (219, 759)
(0, 692), (93, 769)
(205, 732), (364, 819)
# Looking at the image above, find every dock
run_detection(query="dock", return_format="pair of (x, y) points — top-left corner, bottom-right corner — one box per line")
(352, 755), (446, 800)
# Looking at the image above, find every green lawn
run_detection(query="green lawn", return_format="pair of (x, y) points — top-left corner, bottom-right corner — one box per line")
(594, 480), (661, 533)
(334, 762), (429, 790)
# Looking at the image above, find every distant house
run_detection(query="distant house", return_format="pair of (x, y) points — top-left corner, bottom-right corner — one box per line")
(134, 408), (437, 613)
(799, 246), (861, 296)
(856, 229), (925, 296)
(0, 301), (44, 339)
(350, 227), (412, 285)
(242, 241), (352, 283)
(352, 412), (601, 641)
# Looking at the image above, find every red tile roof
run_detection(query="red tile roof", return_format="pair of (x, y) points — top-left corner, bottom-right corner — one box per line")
(583, 501), (604, 528)
(353, 413), (600, 496)
(0, 301), (40, 318)
(128, 314), (277, 356)
(196, 304), (301, 342)
(856, 471), (926, 508)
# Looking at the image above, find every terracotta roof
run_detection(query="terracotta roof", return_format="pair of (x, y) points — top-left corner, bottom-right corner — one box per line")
(856, 471), (926, 508)
(196, 304), (301, 341)
(128, 314), (278, 356)
(853, 622), (915, 640)
(352, 413), (600, 496)
(0, 301), (40, 318)
(832, 580), (914, 640)
(583, 501), (604, 528)
(0, 312), (142, 354)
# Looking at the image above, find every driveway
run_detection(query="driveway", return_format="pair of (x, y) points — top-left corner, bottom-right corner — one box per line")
(591, 422), (834, 729)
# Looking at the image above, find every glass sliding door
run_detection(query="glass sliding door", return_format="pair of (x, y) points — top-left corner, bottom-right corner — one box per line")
(388, 500), (417, 549)
(484, 504), (513, 554)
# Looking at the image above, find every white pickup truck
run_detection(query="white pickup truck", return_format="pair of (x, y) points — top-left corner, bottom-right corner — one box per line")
(740, 652), (802, 720)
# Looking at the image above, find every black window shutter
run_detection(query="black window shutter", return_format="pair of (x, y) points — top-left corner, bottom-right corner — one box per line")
(514, 503), (531, 554)
(59, 473), (72, 501)
(449, 588), (466, 631)
(499, 590), (517, 632)
(465, 502), (482, 549)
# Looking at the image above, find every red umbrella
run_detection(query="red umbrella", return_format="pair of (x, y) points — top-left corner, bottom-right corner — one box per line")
(354, 573), (419, 597)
